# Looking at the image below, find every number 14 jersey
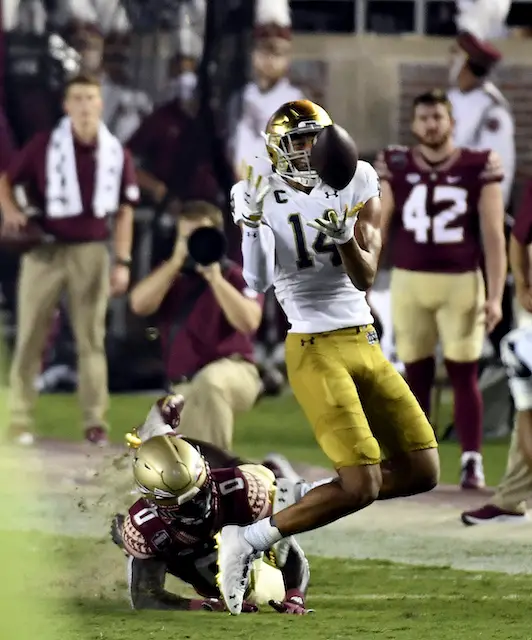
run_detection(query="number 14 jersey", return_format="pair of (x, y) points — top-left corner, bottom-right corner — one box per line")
(377, 146), (503, 273)
(232, 162), (381, 333)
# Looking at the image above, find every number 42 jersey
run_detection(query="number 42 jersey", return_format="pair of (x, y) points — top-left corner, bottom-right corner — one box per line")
(377, 146), (504, 273)
(231, 161), (381, 333)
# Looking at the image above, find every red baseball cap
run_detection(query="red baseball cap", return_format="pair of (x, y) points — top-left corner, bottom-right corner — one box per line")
(456, 31), (502, 72)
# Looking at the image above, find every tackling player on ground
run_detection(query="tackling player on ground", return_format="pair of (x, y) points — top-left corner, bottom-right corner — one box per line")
(111, 395), (311, 614)
(376, 90), (506, 489)
(217, 99), (439, 614)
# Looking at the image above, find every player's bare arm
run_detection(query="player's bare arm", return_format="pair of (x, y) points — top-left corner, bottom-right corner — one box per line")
(378, 180), (395, 245)
(336, 197), (382, 291)
(478, 174), (506, 333)
(373, 152), (395, 245)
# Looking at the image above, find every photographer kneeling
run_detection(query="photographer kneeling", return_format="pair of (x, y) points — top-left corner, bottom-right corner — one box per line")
(130, 201), (264, 449)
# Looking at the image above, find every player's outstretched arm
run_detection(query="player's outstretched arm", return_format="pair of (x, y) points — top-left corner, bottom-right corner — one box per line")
(231, 173), (275, 293)
(128, 556), (236, 612)
(336, 196), (382, 291)
(240, 222), (276, 292)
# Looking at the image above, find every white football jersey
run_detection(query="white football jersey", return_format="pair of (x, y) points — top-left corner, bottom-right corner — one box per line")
(500, 327), (532, 412)
(232, 161), (380, 333)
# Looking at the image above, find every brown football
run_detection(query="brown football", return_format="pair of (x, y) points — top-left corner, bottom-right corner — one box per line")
(310, 124), (358, 190)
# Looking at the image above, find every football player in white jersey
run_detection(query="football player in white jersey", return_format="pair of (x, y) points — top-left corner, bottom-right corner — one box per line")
(216, 100), (439, 614)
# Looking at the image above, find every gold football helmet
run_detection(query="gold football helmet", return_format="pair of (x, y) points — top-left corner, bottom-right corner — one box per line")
(133, 435), (211, 520)
(264, 99), (333, 187)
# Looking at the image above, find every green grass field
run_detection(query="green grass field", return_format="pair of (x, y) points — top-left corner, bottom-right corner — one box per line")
(0, 391), (525, 640)
(32, 391), (510, 487)
(2, 532), (531, 640)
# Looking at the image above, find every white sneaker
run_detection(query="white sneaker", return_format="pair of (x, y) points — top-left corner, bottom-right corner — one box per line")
(16, 431), (35, 446)
(215, 525), (256, 615)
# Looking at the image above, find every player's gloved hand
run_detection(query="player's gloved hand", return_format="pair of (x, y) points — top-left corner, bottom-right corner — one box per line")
(190, 598), (258, 613)
(241, 165), (270, 228)
(306, 205), (356, 245)
(156, 393), (185, 430)
(125, 394), (185, 448)
(269, 590), (314, 615)
(110, 513), (125, 549)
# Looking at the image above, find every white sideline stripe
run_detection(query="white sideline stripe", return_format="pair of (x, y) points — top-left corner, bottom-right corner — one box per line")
(311, 593), (527, 602)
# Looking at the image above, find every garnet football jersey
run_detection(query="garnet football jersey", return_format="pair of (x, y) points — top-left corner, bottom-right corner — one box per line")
(122, 465), (273, 597)
(377, 146), (503, 273)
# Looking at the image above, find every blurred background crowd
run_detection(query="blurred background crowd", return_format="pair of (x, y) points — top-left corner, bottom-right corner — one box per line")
(1, 0), (532, 446)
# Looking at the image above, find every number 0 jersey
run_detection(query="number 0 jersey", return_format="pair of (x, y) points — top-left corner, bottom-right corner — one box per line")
(122, 465), (274, 597)
(376, 146), (503, 273)
(231, 162), (381, 333)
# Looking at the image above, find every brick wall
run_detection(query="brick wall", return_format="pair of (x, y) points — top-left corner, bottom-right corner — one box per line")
(398, 63), (532, 204)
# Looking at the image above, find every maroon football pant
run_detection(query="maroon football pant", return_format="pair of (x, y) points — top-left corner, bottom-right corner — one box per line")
(405, 357), (482, 453)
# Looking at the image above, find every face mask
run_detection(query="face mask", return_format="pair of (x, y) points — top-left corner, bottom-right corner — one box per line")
(449, 52), (467, 85)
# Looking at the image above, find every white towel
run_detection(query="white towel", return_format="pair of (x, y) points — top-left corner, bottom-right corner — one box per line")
(46, 116), (124, 219)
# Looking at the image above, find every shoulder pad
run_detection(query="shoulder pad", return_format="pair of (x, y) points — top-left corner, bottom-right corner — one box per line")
(383, 146), (411, 174)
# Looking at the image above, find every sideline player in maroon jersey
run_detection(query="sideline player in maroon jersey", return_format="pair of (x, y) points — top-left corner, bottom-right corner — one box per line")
(110, 396), (311, 614)
(377, 90), (506, 489)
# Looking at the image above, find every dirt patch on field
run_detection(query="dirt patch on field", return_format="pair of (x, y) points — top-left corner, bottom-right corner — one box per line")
(2, 439), (530, 575)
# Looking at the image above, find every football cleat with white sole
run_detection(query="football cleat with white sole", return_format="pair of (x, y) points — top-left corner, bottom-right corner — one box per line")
(215, 525), (258, 615)
(262, 453), (302, 485)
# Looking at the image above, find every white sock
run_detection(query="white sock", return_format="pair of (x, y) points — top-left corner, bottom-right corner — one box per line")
(297, 477), (335, 499)
(461, 451), (483, 466)
(244, 517), (282, 551)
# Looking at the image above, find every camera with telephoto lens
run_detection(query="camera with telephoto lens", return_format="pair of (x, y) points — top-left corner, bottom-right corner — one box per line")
(186, 226), (227, 267)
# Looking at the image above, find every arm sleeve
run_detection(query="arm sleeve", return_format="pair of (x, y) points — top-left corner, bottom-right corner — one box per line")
(226, 265), (266, 308)
(127, 556), (192, 611)
(241, 224), (276, 293)
(231, 181), (276, 293)
(477, 106), (515, 207)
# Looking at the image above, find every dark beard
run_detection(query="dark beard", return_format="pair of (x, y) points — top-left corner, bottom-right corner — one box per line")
(414, 130), (451, 150)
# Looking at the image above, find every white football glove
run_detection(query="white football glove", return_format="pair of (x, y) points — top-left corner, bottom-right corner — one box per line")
(306, 205), (355, 245)
(241, 166), (270, 228)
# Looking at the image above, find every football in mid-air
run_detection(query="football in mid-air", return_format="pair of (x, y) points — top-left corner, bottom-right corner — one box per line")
(310, 124), (359, 190)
